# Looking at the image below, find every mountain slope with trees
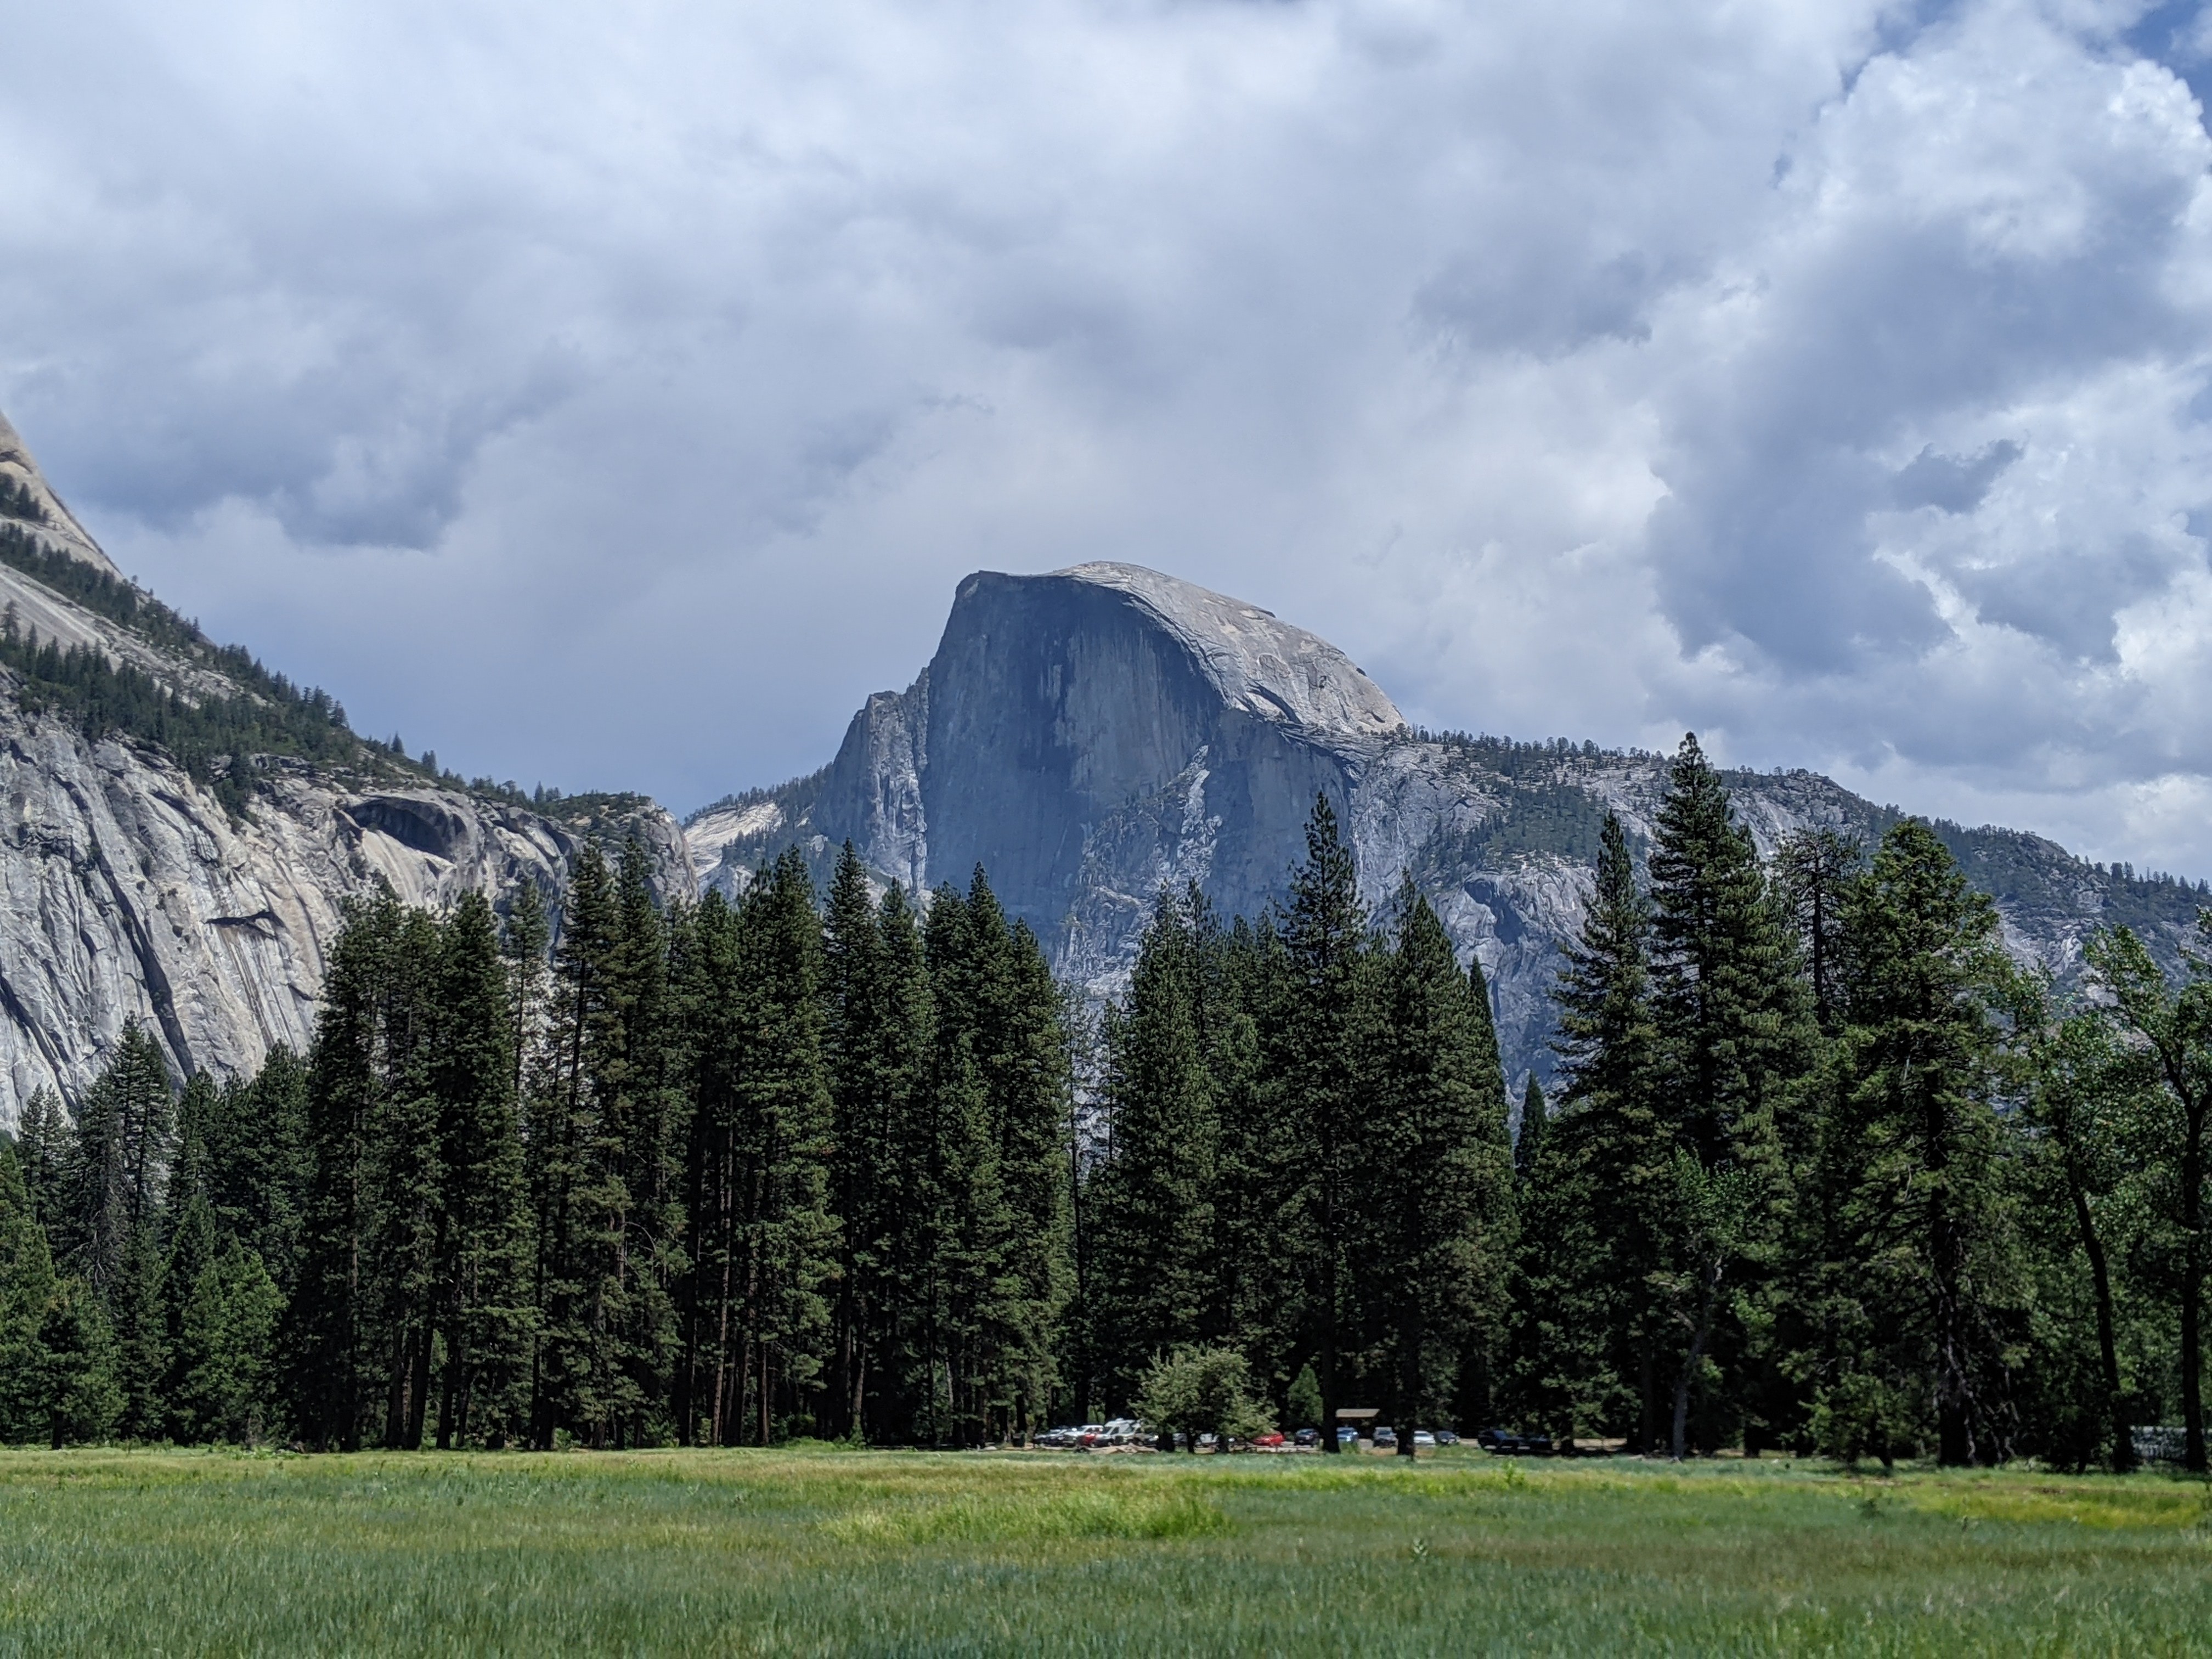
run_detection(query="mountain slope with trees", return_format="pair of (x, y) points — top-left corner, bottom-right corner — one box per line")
(5, 750), (2200, 1479)
(0, 411), (689, 1120)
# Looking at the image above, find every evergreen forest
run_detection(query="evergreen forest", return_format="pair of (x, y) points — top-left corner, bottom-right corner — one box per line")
(0, 738), (2205, 1476)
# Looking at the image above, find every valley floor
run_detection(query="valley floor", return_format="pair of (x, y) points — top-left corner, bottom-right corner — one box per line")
(0, 1445), (2205, 1654)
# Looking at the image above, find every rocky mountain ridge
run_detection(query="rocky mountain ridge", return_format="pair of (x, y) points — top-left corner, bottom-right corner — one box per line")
(689, 564), (2207, 1089)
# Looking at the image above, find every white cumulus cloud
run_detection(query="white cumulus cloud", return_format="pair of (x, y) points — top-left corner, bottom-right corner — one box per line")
(3, 0), (2212, 873)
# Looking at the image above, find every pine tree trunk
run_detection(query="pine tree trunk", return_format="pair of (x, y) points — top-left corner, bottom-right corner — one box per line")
(2183, 1098), (2206, 1475)
(407, 1321), (433, 1449)
(1671, 1259), (1722, 1461)
(1398, 1276), (1421, 1458)
(849, 1300), (867, 1445)
(1925, 1058), (1971, 1468)
(1319, 1169), (1339, 1455)
(2067, 1178), (2132, 1472)
(1636, 1344), (1656, 1457)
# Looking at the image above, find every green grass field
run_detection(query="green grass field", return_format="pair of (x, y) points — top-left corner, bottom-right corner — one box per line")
(0, 1446), (2207, 1655)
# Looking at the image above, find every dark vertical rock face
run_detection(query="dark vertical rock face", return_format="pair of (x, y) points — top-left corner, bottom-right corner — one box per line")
(912, 570), (1371, 952)
(704, 562), (1406, 989)
(692, 560), (2212, 1095)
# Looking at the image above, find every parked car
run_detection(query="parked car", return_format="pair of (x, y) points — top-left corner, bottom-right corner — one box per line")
(1521, 1432), (1555, 1456)
(1373, 1426), (1398, 1448)
(1475, 1427), (1523, 1454)
(1252, 1431), (1286, 1449)
(1434, 1430), (1459, 1446)
(1294, 1428), (1319, 1447)
(1336, 1426), (1359, 1445)
(1413, 1431), (1436, 1448)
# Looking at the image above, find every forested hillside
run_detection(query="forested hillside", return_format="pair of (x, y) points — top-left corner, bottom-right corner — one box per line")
(0, 414), (693, 1117)
(2, 736), (2199, 1474)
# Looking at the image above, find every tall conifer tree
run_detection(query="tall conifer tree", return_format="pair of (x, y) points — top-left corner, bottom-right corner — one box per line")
(430, 890), (532, 1447)
(1815, 821), (2024, 1465)
(1272, 794), (1370, 1452)
(2082, 920), (2212, 1473)
(1520, 812), (1662, 1444)
(1359, 878), (1514, 1453)
(1088, 886), (1220, 1410)
(529, 844), (643, 1447)
(1643, 735), (1802, 1454)
(290, 888), (406, 1449)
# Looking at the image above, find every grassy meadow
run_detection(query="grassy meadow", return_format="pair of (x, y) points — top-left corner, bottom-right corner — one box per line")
(0, 1446), (2206, 1655)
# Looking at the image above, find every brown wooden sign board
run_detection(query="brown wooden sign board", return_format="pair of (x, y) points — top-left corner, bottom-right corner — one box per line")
(1334, 1407), (1380, 1420)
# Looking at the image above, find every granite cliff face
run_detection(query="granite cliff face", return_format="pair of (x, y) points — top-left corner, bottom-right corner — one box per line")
(691, 563), (2208, 1090)
(692, 562), (1406, 952)
(0, 416), (690, 1123)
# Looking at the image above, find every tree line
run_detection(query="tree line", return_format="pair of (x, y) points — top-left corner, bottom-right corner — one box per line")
(1089, 742), (2210, 1471)
(0, 845), (1069, 1449)
(0, 737), (2204, 1470)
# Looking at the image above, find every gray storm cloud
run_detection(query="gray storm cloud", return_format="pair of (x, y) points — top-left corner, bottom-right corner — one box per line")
(4, 0), (2212, 873)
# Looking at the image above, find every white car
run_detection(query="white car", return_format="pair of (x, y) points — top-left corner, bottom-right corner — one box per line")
(1413, 1431), (1437, 1448)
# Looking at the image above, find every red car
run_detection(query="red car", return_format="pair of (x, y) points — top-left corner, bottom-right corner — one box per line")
(1251, 1431), (1286, 1449)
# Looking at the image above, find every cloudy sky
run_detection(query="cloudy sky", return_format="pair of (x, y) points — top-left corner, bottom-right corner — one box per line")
(7, 1), (2212, 873)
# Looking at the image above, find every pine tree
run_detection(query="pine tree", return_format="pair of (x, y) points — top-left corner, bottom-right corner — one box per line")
(1518, 812), (1662, 1446)
(169, 1243), (283, 1445)
(734, 850), (838, 1442)
(2083, 920), (2212, 1474)
(0, 1139), (58, 1442)
(289, 887), (431, 1449)
(921, 878), (1010, 1446)
(674, 885), (744, 1444)
(202, 1049), (311, 1296)
(675, 853), (836, 1446)
(430, 889), (532, 1448)
(866, 882), (938, 1442)
(1773, 827), (1863, 1038)
(821, 841), (939, 1442)
(364, 905), (445, 1449)
(1515, 1077), (1548, 1184)
(1646, 735), (1805, 1169)
(935, 870), (1071, 1443)
(157, 1079), (222, 1439)
(36, 1274), (121, 1447)
(611, 840), (684, 1444)
(2020, 1002), (2143, 1470)
(1195, 915), (1277, 1419)
(14, 1087), (66, 1238)
(1642, 736), (1802, 1456)
(61, 1024), (175, 1438)
(1271, 794), (1372, 1453)
(61, 1023), (174, 1296)
(529, 844), (640, 1447)
(1816, 821), (2024, 1466)
(1087, 885), (1221, 1411)
(1358, 878), (1514, 1454)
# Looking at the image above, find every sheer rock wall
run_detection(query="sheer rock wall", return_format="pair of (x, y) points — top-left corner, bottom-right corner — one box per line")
(0, 687), (689, 1121)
